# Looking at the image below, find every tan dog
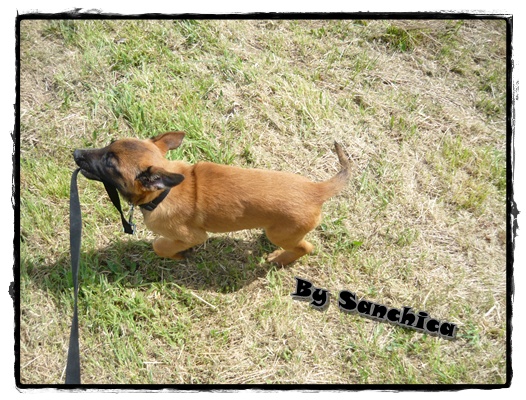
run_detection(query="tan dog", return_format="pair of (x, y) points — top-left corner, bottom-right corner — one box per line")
(73, 132), (350, 266)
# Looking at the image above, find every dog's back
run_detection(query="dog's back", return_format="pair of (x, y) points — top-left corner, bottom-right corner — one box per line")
(188, 142), (350, 233)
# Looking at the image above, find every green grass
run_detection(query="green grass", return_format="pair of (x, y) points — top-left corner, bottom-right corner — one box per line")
(19, 19), (507, 385)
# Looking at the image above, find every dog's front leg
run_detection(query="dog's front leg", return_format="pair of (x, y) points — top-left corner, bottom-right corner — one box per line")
(153, 237), (187, 259)
(153, 230), (207, 260)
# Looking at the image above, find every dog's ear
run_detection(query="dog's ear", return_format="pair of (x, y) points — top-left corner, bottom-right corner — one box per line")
(137, 166), (185, 191)
(150, 131), (185, 155)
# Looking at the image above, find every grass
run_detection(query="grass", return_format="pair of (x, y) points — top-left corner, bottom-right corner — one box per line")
(18, 18), (507, 385)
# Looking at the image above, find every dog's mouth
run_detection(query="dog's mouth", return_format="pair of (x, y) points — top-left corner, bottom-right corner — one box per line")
(73, 149), (103, 182)
(78, 168), (102, 182)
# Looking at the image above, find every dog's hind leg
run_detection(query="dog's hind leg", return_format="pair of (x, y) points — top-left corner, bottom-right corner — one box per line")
(265, 226), (315, 266)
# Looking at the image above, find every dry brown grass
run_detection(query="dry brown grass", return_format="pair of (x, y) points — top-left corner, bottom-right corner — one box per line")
(18, 18), (507, 386)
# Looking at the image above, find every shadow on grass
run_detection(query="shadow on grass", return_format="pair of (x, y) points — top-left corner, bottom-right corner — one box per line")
(22, 233), (279, 298)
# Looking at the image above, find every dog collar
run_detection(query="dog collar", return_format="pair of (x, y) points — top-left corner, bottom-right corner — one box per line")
(139, 188), (171, 212)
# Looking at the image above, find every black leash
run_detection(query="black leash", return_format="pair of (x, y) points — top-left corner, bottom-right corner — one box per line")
(65, 168), (82, 384)
(65, 169), (135, 384)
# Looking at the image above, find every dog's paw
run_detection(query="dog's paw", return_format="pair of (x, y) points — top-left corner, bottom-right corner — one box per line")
(170, 252), (186, 260)
(171, 248), (195, 260)
(267, 250), (291, 266)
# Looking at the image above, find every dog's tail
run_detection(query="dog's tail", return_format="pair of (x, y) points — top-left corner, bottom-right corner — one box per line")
(317, 142), (351, 201)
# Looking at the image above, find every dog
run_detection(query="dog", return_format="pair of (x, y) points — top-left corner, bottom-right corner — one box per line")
(73, 132), (350, 266)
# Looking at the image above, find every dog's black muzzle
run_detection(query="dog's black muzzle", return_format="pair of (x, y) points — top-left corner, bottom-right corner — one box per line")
(73, 148), (136, 234)
(73, 149), (104, 182)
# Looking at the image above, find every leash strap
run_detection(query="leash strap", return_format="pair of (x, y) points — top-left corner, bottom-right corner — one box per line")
(65, 168), (82, 384)
(103, 182), (136, 234)
(66, 171), (136, 384)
